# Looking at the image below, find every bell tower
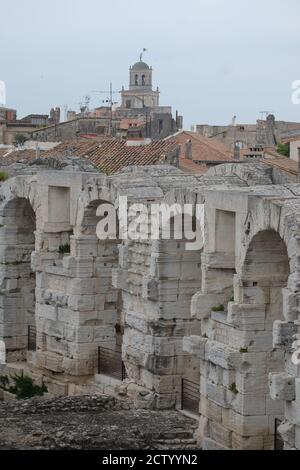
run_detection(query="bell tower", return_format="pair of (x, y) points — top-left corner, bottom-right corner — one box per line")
(121, 51), (160, 109)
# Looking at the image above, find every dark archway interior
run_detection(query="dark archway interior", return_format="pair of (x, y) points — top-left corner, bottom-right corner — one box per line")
(1, 198), (36, 362)
(81, 200), (123, 352)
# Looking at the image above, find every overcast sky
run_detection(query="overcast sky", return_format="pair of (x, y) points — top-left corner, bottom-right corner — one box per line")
(0, 0), (299, 128)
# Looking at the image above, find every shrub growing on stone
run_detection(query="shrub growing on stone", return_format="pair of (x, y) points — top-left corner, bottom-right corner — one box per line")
(8, 375), (48, 399)
(0, 171), (9, 182)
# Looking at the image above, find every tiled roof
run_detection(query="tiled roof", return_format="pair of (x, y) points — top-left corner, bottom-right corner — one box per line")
(179, 158), (208, 175)
(41, 138), (179, 174)
(42, 140), (99, 159)
(262, 155), (298, 176)
(0, 149), (39, 166)
(169, 131), (234, 163)
(282, 135), (300, 144)
(87, 139), (179, 174)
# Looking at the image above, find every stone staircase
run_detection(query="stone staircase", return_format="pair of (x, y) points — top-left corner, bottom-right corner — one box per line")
(150, 427), (199, 450)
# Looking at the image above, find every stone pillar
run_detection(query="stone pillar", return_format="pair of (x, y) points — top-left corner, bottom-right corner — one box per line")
(34, 231), (120, 377)
(114, 237), (202, 409)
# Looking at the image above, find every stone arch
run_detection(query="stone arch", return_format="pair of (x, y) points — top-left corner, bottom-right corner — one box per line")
(232, 228), (291, 448)
(0, 196), (37, 362)
(74, 198), (123, 373)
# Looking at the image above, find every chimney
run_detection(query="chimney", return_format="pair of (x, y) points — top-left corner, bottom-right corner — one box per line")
(234, 144), (240, 161)
(185, 139), (192, 160)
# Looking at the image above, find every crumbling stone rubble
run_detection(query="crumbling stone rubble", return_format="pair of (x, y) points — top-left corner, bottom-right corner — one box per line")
(0, 395), (198, 450)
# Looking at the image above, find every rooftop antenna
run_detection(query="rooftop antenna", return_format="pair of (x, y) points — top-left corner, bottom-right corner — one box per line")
(140, 48), (147, 62)
(91, 83), (119, 135)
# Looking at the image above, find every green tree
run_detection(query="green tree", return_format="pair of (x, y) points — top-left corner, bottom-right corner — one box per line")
(277, 142), (290, 157)
(14, 133), (27, 146)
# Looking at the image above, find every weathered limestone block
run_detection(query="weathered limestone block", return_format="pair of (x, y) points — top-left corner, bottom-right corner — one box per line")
(227, 303), (266, 331)
(206, 380), (232, 409)
(285, 401), (300, 426)
(231, 392), (266, 416)
(140, 370), (181, 394)
(191, 292), (227, 320)
(67, 278), (103, 296)
(112, 268), (130, 292)
(159, 300), (194, 320)
(296, 378), (300, 404)
(64, 325), (94, 343)
(142, 277), (158, 301)
(200, 395), (222, 423)
(182, 335), (207, 359)
(269, 373), (295, 401)
(68, 294), (97, 311)
(235, 371), (268, 396)
(222, 408), (270, 436)
(266, 396), (285, 416)
(143, 354), (185, 376)
(70, 236), (98, 257)
(205, 340), (243, 370)
(62, 257), (94, 278)
(125, 383), (156, 410)
(36, 303), (58, 321)
(273, 320), (298, 350)
(231, 433), (264, 450)
(118, 245), (129, 269)
(36, 351), (64, 373)
(62, 357), (94, 376)
(278, 420), (295, 448)
(208, 363), (223, 385)
(282, 288), (299, 321)
(0, 245), (34, 264)
(210, 421), (232, 448)
(202, 437), (230, 450)
(295, 425), (300, 449)
(36, 318), (64, 338)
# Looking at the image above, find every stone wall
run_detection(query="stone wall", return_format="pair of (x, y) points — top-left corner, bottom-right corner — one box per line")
(0, 163), (300, 449)
(184, 187), (300, 450)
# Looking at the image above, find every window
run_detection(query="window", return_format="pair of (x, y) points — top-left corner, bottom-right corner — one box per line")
(215, 209), (236, 254)
(135, 74), (138, 85)
(126, 100), (131, 109)
(142, 74), (145, 86)
(48, 186), (70, 224)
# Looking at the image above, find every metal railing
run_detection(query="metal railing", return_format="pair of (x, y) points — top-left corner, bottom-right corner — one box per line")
(28, 325), (37, 352)
(181, 378), (200, 414)
(98, 346), (126, 381)
(274, 418), (284, 450)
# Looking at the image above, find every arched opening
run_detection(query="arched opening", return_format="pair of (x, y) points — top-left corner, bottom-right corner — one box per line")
(158, 212), (203, 410)
(239, 229), (290, 448)
(142, 74), (146, 86)
(135, 74), (139, 86)
(79, 199), (124, 379)
(0, 198), (36, 362)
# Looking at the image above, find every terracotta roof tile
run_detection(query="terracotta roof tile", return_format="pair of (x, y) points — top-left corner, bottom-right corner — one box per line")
(42, 140), (99, 159)
(41, 138), (179, 174)
(87, 139), (179, 174)
(179, 158), (208, 175)
(0, 149), (38, 166)
(169, 131), (234, 163)
(262, 155), (298, 175)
